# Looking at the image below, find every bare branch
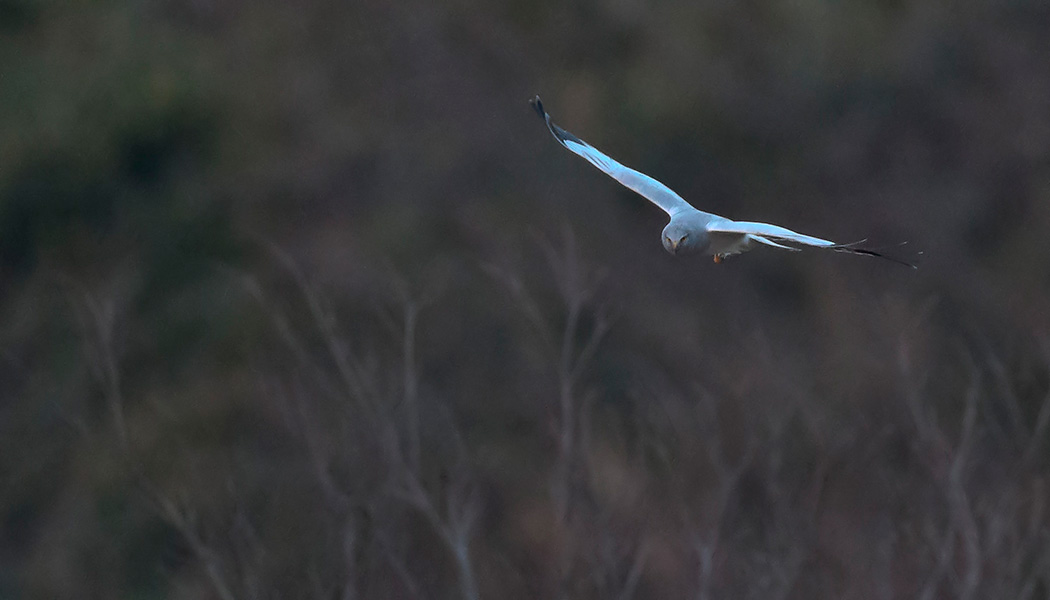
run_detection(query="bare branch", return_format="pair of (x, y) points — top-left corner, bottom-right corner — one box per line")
(266, 245), (381, 413)
(614, 541), (649, 600)
(143, 485), (238, 600)
(61, 280), (128, 450)
(374, 519), (426, 600)
(482, 263), (556, 355)
(949, 368), (982, 600)
(1022, 338), (1050, 467)
(401, 299), (421, 472)
(918, 517), (957, 600)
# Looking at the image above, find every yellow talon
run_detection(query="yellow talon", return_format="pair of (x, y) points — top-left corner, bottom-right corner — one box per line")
(713, 255), (723, 264)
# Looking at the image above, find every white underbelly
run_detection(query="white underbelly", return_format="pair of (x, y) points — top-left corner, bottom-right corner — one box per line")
(708, 233), (752, 256)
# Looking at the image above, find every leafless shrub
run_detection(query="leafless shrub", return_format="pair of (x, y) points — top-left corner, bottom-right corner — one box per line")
(243, 247), (482, 600)
(487, 226), (617, 598)
(52, 241), (1050, 600)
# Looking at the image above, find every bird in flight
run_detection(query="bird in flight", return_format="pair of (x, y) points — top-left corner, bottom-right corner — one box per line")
(530, 96), (914, 268)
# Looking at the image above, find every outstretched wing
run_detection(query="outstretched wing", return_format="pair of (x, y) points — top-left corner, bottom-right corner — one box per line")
(749, 235), (802, 251)
(708, 219), (917, 268)
(530, 96), (695, 217)
(707, 220), (836, 248)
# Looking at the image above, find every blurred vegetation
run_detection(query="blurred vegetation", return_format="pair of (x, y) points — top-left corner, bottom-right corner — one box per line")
(2, 0), (1050, 598)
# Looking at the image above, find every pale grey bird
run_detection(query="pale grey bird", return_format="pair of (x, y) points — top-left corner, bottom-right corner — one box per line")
(531, 96), (914, 268)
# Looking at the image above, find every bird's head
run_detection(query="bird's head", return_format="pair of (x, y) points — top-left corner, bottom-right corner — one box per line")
(662, 223), (708, 256)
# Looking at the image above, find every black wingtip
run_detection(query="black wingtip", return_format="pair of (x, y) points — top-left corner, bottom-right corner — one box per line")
(834, 246), (919, 269)
(529, 95), (545, 118)
(528, 97), (585, 149)
(829, 238), (869, 249)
